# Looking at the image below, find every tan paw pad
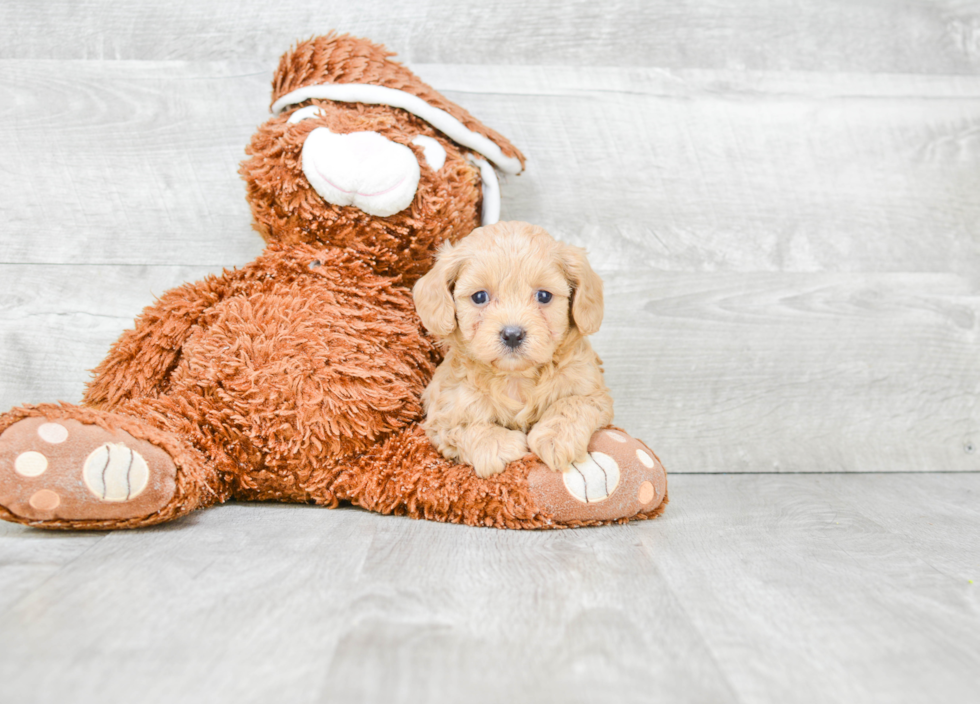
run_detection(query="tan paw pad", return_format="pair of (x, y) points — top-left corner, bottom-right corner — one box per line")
(638, 481), (655, 505)
(528, 427), (667, 523)
(29, 489), (60, 511)
(15, 451), (48, 477)
(636, 448), (655, 468)
(0, 416), (177, 522)
(564, 452), (621, 503)
(83, 443), (150, 502)
(604, 430), (629, 444)
(37, 423), (69, 444)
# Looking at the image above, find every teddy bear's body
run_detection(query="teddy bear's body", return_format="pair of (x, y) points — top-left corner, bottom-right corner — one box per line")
(0, 34), (667, 530)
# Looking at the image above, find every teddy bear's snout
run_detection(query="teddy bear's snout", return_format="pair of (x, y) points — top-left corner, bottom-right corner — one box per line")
(301, 127), (421, 217)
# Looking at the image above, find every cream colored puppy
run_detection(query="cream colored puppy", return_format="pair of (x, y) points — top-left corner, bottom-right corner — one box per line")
(413, 221), (613, 478)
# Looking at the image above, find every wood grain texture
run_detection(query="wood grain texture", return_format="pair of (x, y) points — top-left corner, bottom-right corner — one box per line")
(2, 62), (979, 274)
(0, 474), (976, 704)
(431, 66), (980, 276)
(0, 61), (267, 267)
(2, 266), (976, 474)
(2, 0), (980, 75)
(642, 473), (980, 704)
(0, 265), (223, 406)
(596, 271), (980, 473)
(0, 520), (104, 616)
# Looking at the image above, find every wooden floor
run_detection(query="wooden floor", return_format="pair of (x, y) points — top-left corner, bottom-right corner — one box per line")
(1, 474), (978, 703)
(0, 1), (978, 702)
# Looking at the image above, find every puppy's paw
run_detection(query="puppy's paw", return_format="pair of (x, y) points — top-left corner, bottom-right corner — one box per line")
(528, 417), (591, 472)
(466, 427), (529, 478)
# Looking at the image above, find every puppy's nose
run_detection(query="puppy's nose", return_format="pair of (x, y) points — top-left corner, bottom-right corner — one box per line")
(500, 326), (526, 349)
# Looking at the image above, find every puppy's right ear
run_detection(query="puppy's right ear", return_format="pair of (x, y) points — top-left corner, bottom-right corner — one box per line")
(413, 242), (464, 336)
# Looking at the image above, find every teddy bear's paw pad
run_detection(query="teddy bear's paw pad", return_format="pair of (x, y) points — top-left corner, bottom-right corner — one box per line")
(563, 451), (621, 503)
(0, 418), (177, 522)
(527, 429), (666, 524)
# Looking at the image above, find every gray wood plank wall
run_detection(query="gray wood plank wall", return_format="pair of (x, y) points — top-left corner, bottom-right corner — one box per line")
(0, 2), (977, 475)
(3, 0), (980, 74)
(2, 6), (979, 704)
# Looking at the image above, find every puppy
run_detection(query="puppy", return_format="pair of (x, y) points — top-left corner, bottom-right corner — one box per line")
(412, 221), (613, 478)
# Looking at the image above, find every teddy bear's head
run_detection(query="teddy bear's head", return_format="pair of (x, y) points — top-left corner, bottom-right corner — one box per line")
(240, 33), (526, 283)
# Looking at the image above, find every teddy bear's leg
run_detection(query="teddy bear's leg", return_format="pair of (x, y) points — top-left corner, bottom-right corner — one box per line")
(326, 425), (554, 528)
(326, 424), (667, 529)
(0, 403), (220, 529)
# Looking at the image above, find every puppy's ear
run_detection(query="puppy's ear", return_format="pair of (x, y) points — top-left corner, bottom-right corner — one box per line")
(561, 244), (604, 336)
(413, 242), (464, 336)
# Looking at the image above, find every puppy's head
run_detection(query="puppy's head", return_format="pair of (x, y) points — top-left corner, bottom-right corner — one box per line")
(413, 222), (603, 372)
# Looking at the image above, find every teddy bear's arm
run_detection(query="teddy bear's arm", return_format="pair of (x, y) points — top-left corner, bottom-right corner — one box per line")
(83, 274), (230, 410)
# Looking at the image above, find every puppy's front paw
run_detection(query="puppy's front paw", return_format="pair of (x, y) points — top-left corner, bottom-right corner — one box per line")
(528, 417), (591, 472)
(467, 427), (529, 478)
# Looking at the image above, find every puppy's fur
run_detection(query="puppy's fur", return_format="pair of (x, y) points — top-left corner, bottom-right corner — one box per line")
(413, 222), (613, 477)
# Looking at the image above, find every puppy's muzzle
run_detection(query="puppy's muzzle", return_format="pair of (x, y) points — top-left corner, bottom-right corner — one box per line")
(500, 326), (526, 349)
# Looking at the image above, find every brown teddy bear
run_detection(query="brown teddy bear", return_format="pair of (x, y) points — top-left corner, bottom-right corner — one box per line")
(0, 33), (667, 530)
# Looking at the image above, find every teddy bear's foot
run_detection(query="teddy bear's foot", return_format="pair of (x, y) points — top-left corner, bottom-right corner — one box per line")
(527, 428), (667, 525)
(0, 415), (178, 525)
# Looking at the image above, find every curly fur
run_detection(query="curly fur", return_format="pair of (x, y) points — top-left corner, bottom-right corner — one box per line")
(414, 222), (614, 477)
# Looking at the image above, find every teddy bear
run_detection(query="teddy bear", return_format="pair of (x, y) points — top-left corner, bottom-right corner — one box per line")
(0, 33), (667, 530)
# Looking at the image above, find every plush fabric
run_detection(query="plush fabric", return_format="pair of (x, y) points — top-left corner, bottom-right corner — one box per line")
(0, 33), (667, 530)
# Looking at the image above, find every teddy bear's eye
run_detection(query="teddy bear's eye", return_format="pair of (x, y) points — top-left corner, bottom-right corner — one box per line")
(411, 135), (447, 171)
(536, 290), (553, 304)
(287, 105), (326, 124)
(471, 291), (489, 305)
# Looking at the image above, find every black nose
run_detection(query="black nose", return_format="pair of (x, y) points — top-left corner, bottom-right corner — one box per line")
(500, 326), (526, 349)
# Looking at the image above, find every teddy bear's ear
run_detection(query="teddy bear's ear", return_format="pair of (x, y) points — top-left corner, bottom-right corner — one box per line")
(270, 33), (526, 175)
(413, 242), (465, 337)
(561, 244), (604, 336)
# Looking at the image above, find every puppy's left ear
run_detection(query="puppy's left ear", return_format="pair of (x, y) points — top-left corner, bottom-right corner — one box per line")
(561, 244), (604, 336)
(413, 242), (465, 336)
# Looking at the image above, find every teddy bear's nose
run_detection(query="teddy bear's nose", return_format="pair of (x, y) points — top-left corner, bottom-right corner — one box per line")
(301, 127), (421, 217)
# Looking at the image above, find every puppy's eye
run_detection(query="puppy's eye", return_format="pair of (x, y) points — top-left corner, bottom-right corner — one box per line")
(470, 291), (489, 305)
(536, 290), (553, 304)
